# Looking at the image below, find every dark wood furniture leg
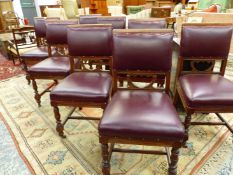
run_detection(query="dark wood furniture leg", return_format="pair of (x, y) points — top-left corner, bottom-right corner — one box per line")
(101, 143), (110, 175)
(168, 147), (180, 175)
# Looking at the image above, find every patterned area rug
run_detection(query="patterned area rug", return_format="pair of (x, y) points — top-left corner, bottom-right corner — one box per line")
(0, 53), (24, 80)
(0, 59), (232, 175)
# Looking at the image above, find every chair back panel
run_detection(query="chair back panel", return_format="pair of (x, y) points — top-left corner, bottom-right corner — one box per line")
(46, 20), (78, 45)
(79, 14), (102, 24)
(113, 29), (173, 71)
(67, 24), (112, 56)
(180, 24), (233, 58)
(34, 17), (60, 38)
(34, 17), (46, 38)
(97, 16), (126, 29)
(128, 19), (167, 29)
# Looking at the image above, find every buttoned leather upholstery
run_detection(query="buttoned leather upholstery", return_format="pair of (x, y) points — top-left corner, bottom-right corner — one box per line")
(113, 31), (173, 71)
(99, 90), (185, 141)
(128, 19), (167, 29)
(28, 57), (70, 76)
(67, 25), (112, 56)
(50, 72), (112, 103)
(97, 16), (126, 29)
(79, 14), (102, 24)
(180, 25), (233, 58)
(179, 74), (233, 107)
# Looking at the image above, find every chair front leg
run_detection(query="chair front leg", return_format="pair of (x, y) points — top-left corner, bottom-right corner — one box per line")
(101, 143), (110, 175)
(31, 79), (41, 107)
(53, 105), (66, 138)
(184, 113), (192, 143)
(168, 147), (180, 175)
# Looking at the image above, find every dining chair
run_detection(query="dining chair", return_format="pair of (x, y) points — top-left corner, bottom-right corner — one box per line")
(128, 18), (167, 29)
(34, 17), (60, 46)
(50, 24), (113, 138)
(97, 16), (126, 29)
(99, 29), (185, 175)
(173, 23), (233, 143)
(79, 14), (102, 24)
(28, 20), (78, 106)
(7, 26), (49, 83)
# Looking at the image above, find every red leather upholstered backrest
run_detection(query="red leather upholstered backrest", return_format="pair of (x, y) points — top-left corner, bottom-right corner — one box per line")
(67, 24), (112, 56)
(180, 24), (233, 58)
(46, 20), (78, 45)
(128, 19), (167, 29)
(113, 29), (173, 71)
(97, 16), (126, 29)
(79, 14), (102, 24)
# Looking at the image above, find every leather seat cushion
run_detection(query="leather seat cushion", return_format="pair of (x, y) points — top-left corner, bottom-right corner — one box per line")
(179, 74), (233, 107)
(20, 46), (49, 58)
(99, 91), (185, 142)
(28, 57), (70, 77)
(50, 72), (112, 103)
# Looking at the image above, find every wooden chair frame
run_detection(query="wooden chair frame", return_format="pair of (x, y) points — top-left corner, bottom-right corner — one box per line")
(51, 55), (113, 138)
(173, 23), (233, 143)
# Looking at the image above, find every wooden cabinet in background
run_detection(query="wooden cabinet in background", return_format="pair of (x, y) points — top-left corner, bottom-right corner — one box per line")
(89, 0), (109, 15)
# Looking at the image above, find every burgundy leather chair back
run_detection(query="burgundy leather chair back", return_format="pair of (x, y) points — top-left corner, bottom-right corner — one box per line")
(67, 24), (112, 56)
(34, 17), (46, 38)
(46, 20), (78, 45)
(128, 19), (167, 29)
(34, 17), (60, 38)
(79, 14), (102, 24)
(180, 24), (233, 58)
(97, 16), (126, 29)
(113, 29), (173, 71)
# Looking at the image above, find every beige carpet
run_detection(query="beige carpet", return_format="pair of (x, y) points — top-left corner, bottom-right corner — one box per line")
(0, 59), (233, 175)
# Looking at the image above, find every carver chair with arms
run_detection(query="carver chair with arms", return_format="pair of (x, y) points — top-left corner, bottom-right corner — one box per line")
(28, 20), (79, 106)
(98, 29), (185, 175)
(174, 23), (233, 144)
(50, 24), (113, 138)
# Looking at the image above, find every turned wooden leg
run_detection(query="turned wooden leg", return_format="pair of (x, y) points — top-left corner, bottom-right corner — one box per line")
(184, 113), (192, 142)
(53, 105), (66, 138)
(26, 73), (31, 85)
(168, 147), (180, 175)
(31, 79), (41, 107)
(101, 143), (110, 175)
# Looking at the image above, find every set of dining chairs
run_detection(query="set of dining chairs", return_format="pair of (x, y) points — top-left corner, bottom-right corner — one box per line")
(9, 15), (233, 175)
